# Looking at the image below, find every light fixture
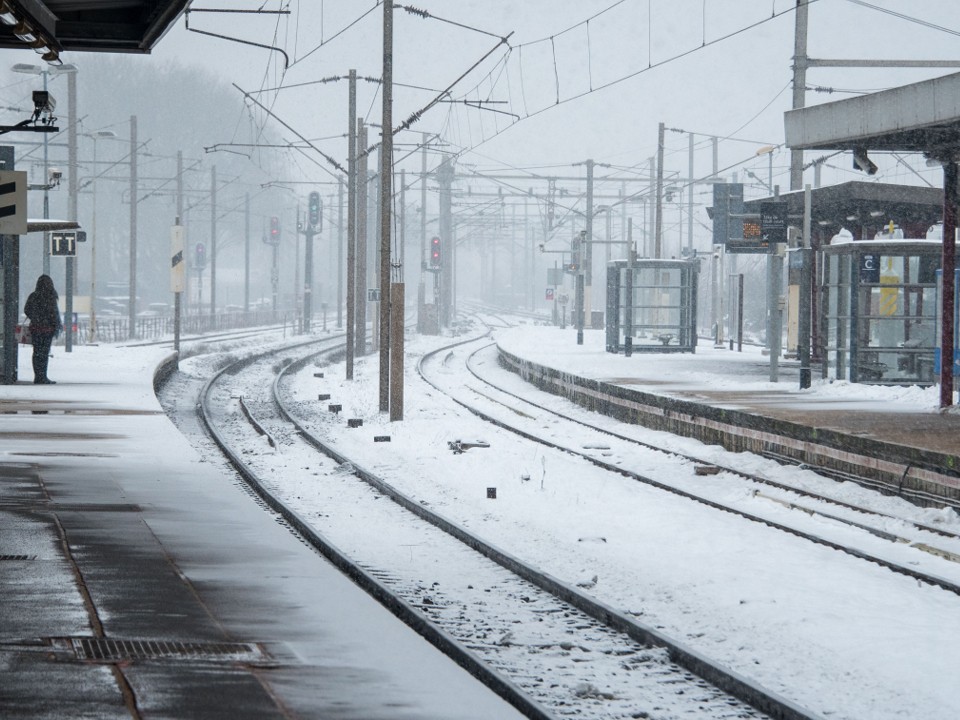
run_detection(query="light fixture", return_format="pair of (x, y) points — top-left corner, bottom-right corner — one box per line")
(11, 62), (41, 74)
(852, 148), (878, 175)
(13, 19), (36, 42)
(0, 1), (17, 25)
(869, 210), (884, 218)
(846, 215), (858, 222)
(0, 3), (64, 66)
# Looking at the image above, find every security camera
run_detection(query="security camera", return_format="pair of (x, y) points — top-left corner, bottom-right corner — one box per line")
(852, 148), (878, 175)
(48, 168), (62, 186)
(32, 90), (55, 116)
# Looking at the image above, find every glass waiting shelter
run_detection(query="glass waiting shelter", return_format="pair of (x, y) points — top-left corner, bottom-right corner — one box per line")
(605, 258), (699, 354)
(821, 239), (957, 385)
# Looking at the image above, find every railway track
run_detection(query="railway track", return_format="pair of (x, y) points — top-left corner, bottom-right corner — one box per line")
(419, 326), (960, 598)
(173, 337), (820, 720)
(158, 315), (960, 719)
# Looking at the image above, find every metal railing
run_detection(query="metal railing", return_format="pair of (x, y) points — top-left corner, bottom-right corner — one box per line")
(62, 310), (292, 345)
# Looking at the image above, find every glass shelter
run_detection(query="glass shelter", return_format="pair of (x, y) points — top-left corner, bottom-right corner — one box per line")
(821, 239), (958, 385)
(605, 258), (699, 354)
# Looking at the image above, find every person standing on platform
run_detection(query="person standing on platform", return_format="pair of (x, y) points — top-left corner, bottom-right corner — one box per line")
(24, 274), (63, 384)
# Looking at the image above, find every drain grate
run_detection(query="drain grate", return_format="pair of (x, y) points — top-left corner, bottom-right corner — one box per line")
(68, 637), (263, 662)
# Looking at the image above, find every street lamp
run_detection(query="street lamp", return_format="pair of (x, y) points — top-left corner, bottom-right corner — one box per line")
(82, 129), (116, 344)
(754, 145), (778, 194)
(10, 62), (78, 275)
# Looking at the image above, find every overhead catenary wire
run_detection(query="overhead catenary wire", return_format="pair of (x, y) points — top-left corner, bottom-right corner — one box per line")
(842, 0), (960, 38)
(446, 1), (819, 157)
(232, 82), (345, 177)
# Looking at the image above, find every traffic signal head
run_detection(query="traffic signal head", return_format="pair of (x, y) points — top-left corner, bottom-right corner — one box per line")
(308, 191), (322, 229)
(270, 216), (280, 242)
(430, 236), (441, 267)
(195, 242), (206, 267)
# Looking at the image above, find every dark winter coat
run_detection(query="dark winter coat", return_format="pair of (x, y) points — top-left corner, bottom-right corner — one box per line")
(24, 275), (62, 338)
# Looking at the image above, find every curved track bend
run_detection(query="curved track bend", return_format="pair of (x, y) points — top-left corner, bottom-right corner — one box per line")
(169, 336), (819, 720)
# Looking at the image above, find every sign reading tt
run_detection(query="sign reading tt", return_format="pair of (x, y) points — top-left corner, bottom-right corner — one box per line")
(50, 231), (77, 257)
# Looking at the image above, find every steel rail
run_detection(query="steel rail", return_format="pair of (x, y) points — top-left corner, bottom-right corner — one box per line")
(195, 337), (554, 720)
(416, 331), (960, 599)
(272, 339), (821, 720)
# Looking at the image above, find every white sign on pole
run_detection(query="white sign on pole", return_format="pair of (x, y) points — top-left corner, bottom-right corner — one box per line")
(0, 171), (28, 235)
(171, 225), (185, 293)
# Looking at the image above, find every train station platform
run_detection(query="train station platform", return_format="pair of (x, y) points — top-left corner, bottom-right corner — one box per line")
(496, 325), (960, 509)
(0, 343), (522, 719)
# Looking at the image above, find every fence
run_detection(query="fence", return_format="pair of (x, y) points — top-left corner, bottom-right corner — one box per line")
(63, 310), (292, 345)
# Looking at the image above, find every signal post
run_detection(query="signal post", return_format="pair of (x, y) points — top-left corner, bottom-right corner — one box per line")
(300, 191), (322, 333)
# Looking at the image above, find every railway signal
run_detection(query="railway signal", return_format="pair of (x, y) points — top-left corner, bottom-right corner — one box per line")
(308, 191), (322, 230)
(269, 216), (280, 245)
(430, 235), (441, 268)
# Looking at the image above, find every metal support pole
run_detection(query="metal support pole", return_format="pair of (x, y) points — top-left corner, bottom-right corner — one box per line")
(357, 122), (368, 355)
(575, 272), (584, 345)
(337, 176), (344, 329)
(940, 161), (957, 407)
(304, 226), (314, 333)
(346, 70), (357, 378)
(790, 0), (810, 191)
(712, 246), (720, 346)
(390, 282), (404, 421)
(625, 219), (633, 357)
(1, 146), (18, 383)
(655, 122), (665, 258)
(244, 192), (250, 313)
(646, 158), (655, 257)
(687, 131), (694, 253)
(42, 71), (49, 276)
(769, 244), (784, 382)
(737, 274), (744, 352)
(176, 151), (183, 315)
(379, 0), (394, 413)
(174, 216), (182, 355)
(210, 165), (217, 316)
(584, 159), (594, 323)
(65, 71), (77, 351)
(799, 184), (813, 388)
(128, 115), (137, 338)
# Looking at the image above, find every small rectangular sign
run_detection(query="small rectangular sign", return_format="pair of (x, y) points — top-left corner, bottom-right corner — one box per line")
(367, 288), (381, 302)
(50, 231), (77, 256)
(0, 171), (27, 235)
(860, 253), (880, 284)
(171, 225), (185, 293)
(760, 200), (788, 246)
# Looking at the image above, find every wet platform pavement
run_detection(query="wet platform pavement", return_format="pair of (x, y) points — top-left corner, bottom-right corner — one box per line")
(0, 344), (521, 720)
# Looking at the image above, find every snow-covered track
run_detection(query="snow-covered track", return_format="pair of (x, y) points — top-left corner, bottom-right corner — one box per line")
(194, 339), (817, 720)
(470, 336), (960, 542)
(417, 331), (960, 600)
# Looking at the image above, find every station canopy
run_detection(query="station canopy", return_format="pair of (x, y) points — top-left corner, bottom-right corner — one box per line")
(743, 181), (944, 238)
(0, 0), (188, 56)
(785, 71), (960, 159)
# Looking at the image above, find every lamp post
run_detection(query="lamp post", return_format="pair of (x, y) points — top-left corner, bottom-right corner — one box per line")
(82, 129), (116, 344)
(10, 62), (78, 275)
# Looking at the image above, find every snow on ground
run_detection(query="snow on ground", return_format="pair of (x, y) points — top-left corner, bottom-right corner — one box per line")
(497, 322), (956, 412)
(269, 322), (960, 720)
(21, 323), (960, 720)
